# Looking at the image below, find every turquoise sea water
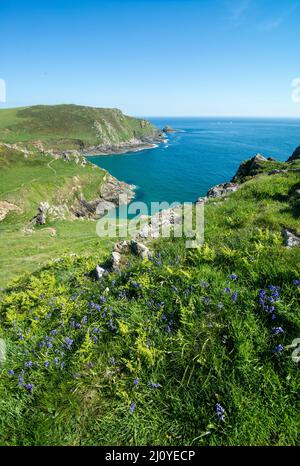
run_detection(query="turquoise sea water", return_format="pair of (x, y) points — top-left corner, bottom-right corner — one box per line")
(89, 118), (300, 208)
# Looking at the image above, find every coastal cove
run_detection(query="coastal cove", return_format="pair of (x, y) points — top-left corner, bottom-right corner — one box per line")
(88, 117), (300, 209)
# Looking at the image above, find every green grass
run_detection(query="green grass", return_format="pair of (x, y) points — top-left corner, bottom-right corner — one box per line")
(0, 105), (158, 150)
(0, 163), (299, 446)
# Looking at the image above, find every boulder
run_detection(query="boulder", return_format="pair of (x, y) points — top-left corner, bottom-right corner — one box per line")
(113, 240), (130, 254)
(287, 146), (300, 162)
(283, 229), (300, 248)
(35, 202), (50, 225)
(95, 265), (107, 280)
(207, 182), (240, 198)
(111, 251), (122, 271)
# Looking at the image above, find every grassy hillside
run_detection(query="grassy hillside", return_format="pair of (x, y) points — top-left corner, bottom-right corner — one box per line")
(0, 157), (299, 446)
(0, 144), (113, 288)
(0, 105), (158, 150)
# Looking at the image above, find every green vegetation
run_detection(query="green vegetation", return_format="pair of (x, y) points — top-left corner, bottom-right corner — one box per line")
(0, 159), (299, 445)
(0, 105), (158, 150)
(0, 144), (112, 289)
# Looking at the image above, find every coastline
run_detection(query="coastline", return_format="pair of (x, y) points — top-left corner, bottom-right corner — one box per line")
(84, 141), (161, 157)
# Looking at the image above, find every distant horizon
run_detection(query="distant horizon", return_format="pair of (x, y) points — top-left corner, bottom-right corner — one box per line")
(1, 103), (300, 120)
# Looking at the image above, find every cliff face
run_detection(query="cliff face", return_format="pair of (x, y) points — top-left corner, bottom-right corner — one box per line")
(0, 104), (162, 153)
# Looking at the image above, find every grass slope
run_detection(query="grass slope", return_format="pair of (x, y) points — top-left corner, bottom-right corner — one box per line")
(0, 145), (112, 288)
(0, 160), (299, 446)
(0, 105), (158, 150)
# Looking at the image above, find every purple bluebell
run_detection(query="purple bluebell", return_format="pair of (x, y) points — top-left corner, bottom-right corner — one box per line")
(215, 403), (225, 421)
(229, 274), (237, 280)
(8, 369), (14, 376)
(133, 378), (139, 386)
(150, 382), (160, 389)
(272, 327), (284, 335)
(130, 402), (136, 413)
(232, 291), (238, 302)
(274, 344), (284, 353)
(65, 336), (73, 349)
(25, 361), (33, 368)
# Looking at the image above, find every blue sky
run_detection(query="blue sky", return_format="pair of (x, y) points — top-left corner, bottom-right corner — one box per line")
(1, 0), (300, 116)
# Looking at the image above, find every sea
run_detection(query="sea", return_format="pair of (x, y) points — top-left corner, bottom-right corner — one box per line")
(88, 117), (300, 209)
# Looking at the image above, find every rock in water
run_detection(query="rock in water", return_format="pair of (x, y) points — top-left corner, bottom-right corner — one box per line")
(162, 125), (176, 133)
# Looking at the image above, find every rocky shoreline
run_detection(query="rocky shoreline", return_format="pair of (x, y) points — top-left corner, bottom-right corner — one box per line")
(81, 134), (165, 157)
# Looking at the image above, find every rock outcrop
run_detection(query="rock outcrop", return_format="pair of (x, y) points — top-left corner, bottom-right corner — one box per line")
(73, 173), (135, 219)
(206, 182), (240, 198)
(232, 154), (268, 182)
(287, 146), (300, 162)
(283, 229), (300, 248)
(31, 202), (50, 226)
(0, 201), (21, 221)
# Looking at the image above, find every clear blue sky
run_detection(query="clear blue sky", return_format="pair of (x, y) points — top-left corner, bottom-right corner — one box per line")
(1, 0), (300, 116)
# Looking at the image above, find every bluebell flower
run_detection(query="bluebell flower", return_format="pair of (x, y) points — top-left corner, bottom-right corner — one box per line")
(166, 325), (171, 334)
(8, 369), (14, 376)
(274, 344), (284, 353)
(133, 378), (139, 386)
(150, 382), (160, 389)
(162, 314), (167, 321)
(26, 384), (33, 392)
(54, 357), (59, 365)
(232, 291), (238, 302)
(229, 274), (237, 280)
(25, 361), (33, 368)
(130, 402), (136, 413)
(45, 361), (49, 368)
(82, 315), (88, 324)
(293, 279), (300, 287)
(217, 302), (223, 310)
(18, 376), (24, 386)
(215, 403), (225, 421)
(272, 327), (284, 335)
(65, 336), (73, 349)
(224, 287), (231, 294)
(51, 329), (57, 336)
